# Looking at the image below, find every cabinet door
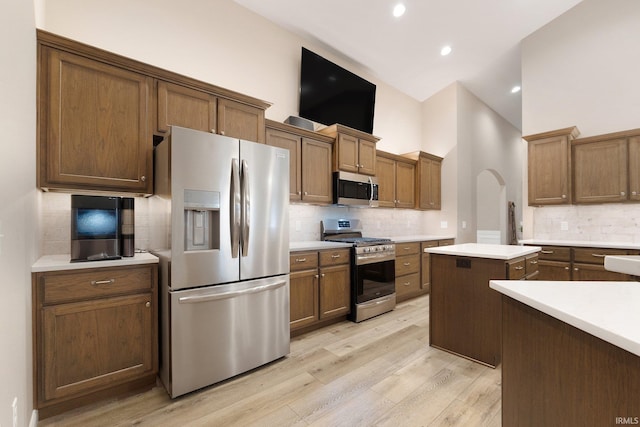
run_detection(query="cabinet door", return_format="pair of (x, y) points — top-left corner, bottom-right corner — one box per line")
(358, 139), (377, 175)
(42, 48), (152, 193)
(266, 128), (302, 201)
(41, 294), (154, 401)
(376, 156), (396, 208)
(217, 98), (265, 143)
(429, 159), (442, 210)
(573, 139), (628, 203)
(395, 161), (416, 208)
(156, 81), (216, 134)
(336, 133), (359, 172)
(528, 136), (570, 205)
(319, 264), (350, 319)
(628, 136), (640, 201)
(537, 260), (571, 281)
(417, 157), (442, 210)
(290, 269), (319, 330)
(572, 263), (630, 281)
(301, 138), (332, 204)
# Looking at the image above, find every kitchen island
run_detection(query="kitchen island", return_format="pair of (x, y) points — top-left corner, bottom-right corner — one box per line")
(426, 243), (540, 367)
(490, 280), (640, 426)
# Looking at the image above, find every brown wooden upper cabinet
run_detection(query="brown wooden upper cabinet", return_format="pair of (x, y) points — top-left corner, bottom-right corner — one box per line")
(156, 81), (266, 143)
(572, 128), (640, 204)
(265, 120), (333, 204)
(36, 30), (270, 195)
(38, 46), (153, 194)
(376, 151), (416, 208)
(318, 124), (379, 176)
(524, 126), (580, 206)
(403, 151), (442, 210)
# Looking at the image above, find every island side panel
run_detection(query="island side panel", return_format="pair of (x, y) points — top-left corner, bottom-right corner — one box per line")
(430, 254), (505, 367)
(502, 296), (640, 426)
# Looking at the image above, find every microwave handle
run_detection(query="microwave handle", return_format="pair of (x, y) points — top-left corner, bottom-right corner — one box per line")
(369, 176), (374, 206)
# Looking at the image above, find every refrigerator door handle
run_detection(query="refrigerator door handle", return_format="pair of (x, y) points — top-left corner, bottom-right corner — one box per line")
(177, 280), (287, 304)
(241, 159), (250, 257)
(230, 158), (241, 258)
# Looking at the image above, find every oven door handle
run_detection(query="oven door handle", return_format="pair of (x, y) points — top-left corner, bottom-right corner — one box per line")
(358, 294), (395, 308)
(356, 253), (395, 265)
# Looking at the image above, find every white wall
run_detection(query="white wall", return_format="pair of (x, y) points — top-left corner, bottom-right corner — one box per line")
(457, 84), (523, 243)
(0, 0), (37, 425)
(522, 0), (640, 241)
(39, 0), (422, 154)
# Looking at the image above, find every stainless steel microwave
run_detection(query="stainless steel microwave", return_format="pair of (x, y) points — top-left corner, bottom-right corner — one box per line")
(333, 171), (379, 207)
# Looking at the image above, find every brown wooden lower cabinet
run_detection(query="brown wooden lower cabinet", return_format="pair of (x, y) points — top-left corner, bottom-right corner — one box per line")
(530, 244), (638, 281)
(33, 264), (158, 419)
(430, 251), (537, 368)
(502, 296), (640, 426)
(289, 248), (350, 334)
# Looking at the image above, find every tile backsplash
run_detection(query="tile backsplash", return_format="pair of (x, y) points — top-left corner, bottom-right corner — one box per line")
(40, 192), (441, 256)
(532, 204), (640, 243)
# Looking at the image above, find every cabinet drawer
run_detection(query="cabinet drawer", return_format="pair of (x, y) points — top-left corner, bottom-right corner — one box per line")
(421, 241), (439, 252)
(290, 251), (318, 271)
(319, 249), (350, 267)
(396, 273), (421, 297)
(572, 247), (629, 265)
(438, 239), (455, 246)
(396, 254), (421, 276)
(396, 242), (420, 255)
(525, 253), (539, 276)
(41, 265), (153, 305)
(507, 258), (526, 280)
(537, 246), (571, 261)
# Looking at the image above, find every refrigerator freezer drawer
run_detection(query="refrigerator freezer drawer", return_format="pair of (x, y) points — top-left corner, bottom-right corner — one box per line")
(165, 275), (290, 398)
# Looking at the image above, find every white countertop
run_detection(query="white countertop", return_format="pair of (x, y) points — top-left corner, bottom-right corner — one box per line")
(605, 255), (640, 276)
(425, 243), (540, 260)
(388, 235), (456, 244)
(490, 280), (640, 357)
(32, 252), (159, 272)
(520, 239), (640, 250)
(289, 241), (352, 252)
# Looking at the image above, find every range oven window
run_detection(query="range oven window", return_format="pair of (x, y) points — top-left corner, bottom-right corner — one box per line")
(355, 259), (395, 304)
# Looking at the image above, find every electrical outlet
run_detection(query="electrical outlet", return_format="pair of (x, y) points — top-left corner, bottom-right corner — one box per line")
(462, 221), (467, 229)
(295, 220), (301, 232)
(440, 221), (448, 229)
(560, 221), (569, 231)
(12, 397), (18, 427)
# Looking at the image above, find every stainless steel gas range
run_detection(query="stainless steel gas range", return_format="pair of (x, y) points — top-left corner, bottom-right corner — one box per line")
(321, 219), (396, 322)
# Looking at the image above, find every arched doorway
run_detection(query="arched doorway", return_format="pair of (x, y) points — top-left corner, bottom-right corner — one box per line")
(476, 169), (507, 244)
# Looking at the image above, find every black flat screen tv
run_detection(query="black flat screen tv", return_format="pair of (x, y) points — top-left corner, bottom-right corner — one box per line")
(299, 47), (376, 134)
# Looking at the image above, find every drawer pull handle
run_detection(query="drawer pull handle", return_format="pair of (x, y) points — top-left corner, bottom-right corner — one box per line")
(540, 250), (554, 254)
(514, 266), (524, 270)
(145, 302), (151, 308)
(295, 258), (307, 263)
(331, 254), (341, 259)
(403, 282), (411, 286)
(565, 267), (570, 270)
(529, 260), (538, 264)
(403, 262), (411, 266)
(591, 253), (606, 258)
(91, 279), (115, 286)
(403, 247), (411, 250)
(321, 273), (325, 278)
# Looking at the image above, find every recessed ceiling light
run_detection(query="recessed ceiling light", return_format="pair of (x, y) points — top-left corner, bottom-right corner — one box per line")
(511, 85), (521, 94)
(393, 3), (406, 18)
(440, 45), (452, 56)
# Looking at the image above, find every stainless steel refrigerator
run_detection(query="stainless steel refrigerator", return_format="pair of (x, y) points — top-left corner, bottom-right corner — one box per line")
(153, 126), (290, 398)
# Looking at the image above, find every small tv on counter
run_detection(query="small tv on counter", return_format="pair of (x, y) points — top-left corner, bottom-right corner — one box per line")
(299, 47), (376, 134)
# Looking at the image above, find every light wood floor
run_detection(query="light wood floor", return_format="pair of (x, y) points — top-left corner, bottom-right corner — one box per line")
(39, 295), (501, 427)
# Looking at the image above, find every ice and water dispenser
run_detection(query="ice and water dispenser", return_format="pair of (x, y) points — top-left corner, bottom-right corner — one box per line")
(184, 189), (220, 251)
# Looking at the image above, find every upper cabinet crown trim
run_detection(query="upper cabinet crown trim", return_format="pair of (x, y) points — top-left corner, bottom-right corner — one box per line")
(572, 128), (640, 145)
(265, 119), (335, 144)
(523, 126), (580, 142)
(316, 123), (380, 142)
(36, 29), (271, 110)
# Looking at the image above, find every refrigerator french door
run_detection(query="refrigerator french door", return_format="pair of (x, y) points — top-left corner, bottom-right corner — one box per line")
(154, 126), (290, 398)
